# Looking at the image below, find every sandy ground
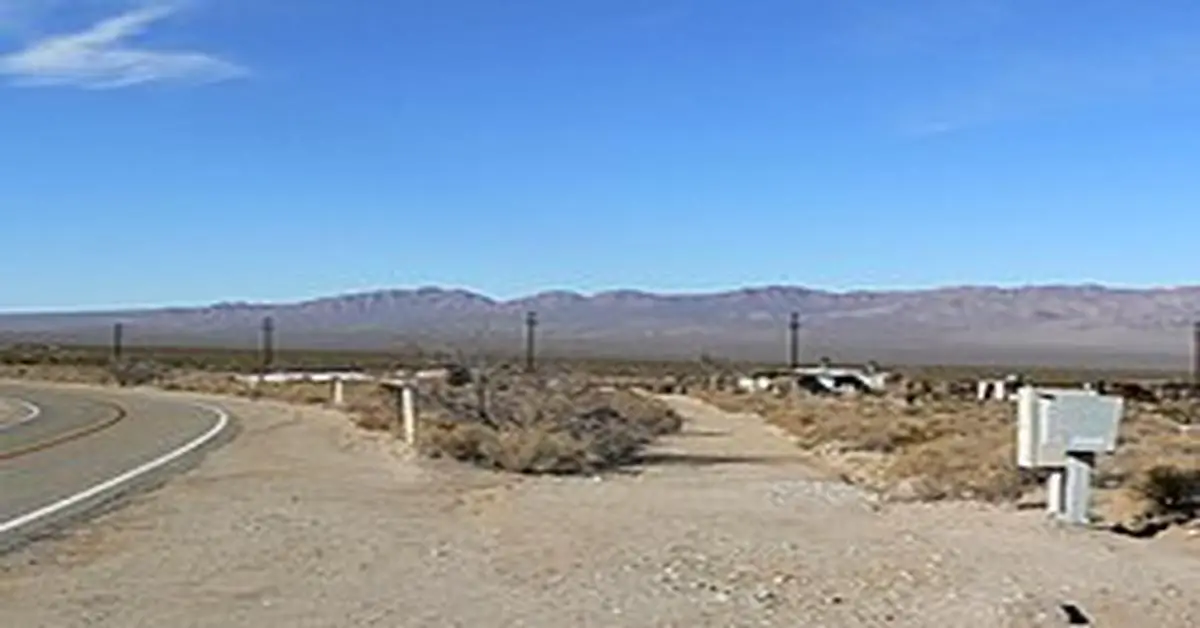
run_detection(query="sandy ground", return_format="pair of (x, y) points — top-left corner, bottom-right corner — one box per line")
(2, 389), (1199, 627)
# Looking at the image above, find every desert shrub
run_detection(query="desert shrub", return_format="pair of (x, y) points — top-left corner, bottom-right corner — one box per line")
(0, 363), (110, 384)
(480, 425), (591, 474)
(344, 387), (395, 431)
(418, 374), (682, 474)
(1155, 401), (1199, 425)
(421, 421), (493, 462)
(422, 414), (646, 475)
(109, 359), (167, 387)
(1134, 465), (1200, 516)
(1096, 402), (1200, 524)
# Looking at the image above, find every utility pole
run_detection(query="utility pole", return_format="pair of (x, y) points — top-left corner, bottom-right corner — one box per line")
(524, 311), (538, 373)
(111, 322), (124, 364)
(788, 312), (800, 369)
(260, 316), (275, 376)
(1193, 320), (1200, 393)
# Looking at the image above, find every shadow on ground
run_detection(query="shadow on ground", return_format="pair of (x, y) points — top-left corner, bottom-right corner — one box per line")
(672, 429), (730, 438)
(635, 452), (796, 468)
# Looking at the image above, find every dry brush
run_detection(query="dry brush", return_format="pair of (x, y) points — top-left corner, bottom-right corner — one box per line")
(416, 373), (683, 474)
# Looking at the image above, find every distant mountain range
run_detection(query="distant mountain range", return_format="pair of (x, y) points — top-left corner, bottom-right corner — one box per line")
(2, 285), (1199, 369)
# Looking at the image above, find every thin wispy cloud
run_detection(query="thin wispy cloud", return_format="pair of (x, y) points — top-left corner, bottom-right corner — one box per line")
(0, 2), (245, 88)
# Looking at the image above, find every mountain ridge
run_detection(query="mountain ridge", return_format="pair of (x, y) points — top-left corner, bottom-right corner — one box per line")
(9, 283), (1200, 315)
(2, 284), (1198, 369)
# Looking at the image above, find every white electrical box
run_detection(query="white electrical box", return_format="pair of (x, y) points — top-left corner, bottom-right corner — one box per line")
(1016, 387), (1122, 468)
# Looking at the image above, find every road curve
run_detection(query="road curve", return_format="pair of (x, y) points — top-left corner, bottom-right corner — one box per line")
(0, 383), (232, 552)
(0, 396), (41, 432)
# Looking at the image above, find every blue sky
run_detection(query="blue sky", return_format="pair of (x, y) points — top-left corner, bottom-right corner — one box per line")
(1, 0), (1198, 311)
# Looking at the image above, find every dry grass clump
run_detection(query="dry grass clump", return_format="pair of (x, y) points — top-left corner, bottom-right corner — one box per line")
(885, 432), (1026, 502)
(157, 370), (398, 434)
(1094, 401), (1200, 526)
(156, 371), (333, 404)
(1134, 466), (1200, 516)
(421, 422), (593, 474)
(699, 390), (1031, 503)
(598, 386), (685, 436)
(160, 370), (389, 413)
(108, 359), (169, 387)
(0, 364), (112, 384)
(157, 370), (248, 395)
(418, 375), (682, 474)
(343, 385), (396, 431)
(157, 369), (402, 434)
(701, 387), (1200, 518)
(2, 360), (403, 434)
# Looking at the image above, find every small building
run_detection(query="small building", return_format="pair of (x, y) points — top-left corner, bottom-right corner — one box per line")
(976, 375), (1024, 401)
(792, 364), (889, 395)
(735, 364), (890, 395)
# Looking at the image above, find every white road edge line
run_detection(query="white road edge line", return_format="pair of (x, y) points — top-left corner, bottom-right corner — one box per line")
(0, 403), (230, 536)
(0, 398), (42, 433)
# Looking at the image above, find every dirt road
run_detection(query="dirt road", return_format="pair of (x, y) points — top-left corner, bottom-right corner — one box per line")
(1, 388), (1197, 627)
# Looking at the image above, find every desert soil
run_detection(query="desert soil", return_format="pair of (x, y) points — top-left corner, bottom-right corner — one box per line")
(2, 388), (1199, 627)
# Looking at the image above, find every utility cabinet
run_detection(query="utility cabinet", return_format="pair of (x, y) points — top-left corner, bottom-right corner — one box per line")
(1015, 386), (1124, 525)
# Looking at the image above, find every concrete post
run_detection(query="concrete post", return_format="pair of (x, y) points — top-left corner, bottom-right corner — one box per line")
(331, 378), (345, 406)
(401, 385), (417, 446)
(1046, 470), (1067, 519)
(1062, 453), (1095, 525)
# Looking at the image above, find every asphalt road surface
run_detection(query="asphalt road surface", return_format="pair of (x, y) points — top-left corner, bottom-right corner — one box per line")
(0, 383), (231, 551)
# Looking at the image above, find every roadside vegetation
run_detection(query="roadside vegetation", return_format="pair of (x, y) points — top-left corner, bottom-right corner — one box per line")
(0, 343), (684, 475)
(697, 383), (1200, 530)
(2, 341), (1195, 523)
(418, 373), (682, 474)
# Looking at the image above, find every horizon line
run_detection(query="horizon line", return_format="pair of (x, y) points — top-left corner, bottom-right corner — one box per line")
(3, 280), (1200, 316)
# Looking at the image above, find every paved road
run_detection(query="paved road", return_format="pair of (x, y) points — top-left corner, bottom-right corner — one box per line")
(0, 383), (231, 551)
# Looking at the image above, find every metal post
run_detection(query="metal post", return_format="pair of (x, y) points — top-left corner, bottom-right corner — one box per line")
(524, 311), (537, 373)
(112, 322), (124, 363)
(788, 312), (800, 368)
(1062, 453), (1095, 525)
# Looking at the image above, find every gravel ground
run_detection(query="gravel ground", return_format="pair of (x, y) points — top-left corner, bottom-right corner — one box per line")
(1, 389), (1199, 627)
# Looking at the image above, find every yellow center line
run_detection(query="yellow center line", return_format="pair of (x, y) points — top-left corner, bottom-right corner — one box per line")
(0, 402), (128, 462)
